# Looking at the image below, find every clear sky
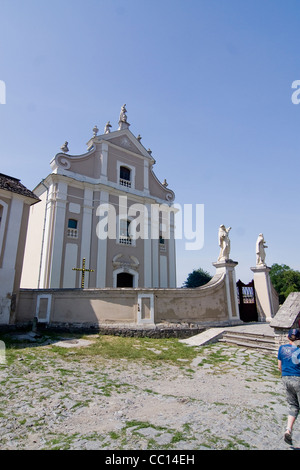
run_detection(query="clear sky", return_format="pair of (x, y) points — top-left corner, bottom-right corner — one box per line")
(0, 0), (299, 286)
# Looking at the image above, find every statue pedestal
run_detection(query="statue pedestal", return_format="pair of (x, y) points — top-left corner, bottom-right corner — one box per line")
(118, 121), (130, 131)
(250, 265), (278, 321)
(212, 259), (240, 322)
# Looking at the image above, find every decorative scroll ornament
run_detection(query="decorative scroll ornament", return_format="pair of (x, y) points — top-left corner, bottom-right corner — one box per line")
(56, 156), (71, 169)
(166, 192), (174, 201)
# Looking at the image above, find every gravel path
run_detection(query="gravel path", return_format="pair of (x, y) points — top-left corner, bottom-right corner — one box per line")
(0, 334), (297, 451)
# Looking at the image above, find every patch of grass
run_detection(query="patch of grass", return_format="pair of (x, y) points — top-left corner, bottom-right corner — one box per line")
(197, 346), (233, 370)
(71, 399), (91, 410)
(43, 432), (80, 450)
(57, 368), (74, 376)
(0, 331), (202, 370)
(48, 334), (200, 366)
(125, 419), (161, 430)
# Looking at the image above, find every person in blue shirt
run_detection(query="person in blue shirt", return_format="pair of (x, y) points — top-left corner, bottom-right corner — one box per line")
(278, 328), (300, 445)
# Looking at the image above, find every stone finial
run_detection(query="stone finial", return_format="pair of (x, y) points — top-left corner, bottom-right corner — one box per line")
(93, 125), (99, 137)
(60, 141), (69, 153)
(218, 225), (231, 262)
(256, 233), (268, 266)
(104, 121), (112, 134)
(147, 148), (152, 155)
(162, 179), (168, 187)
(136, 134), (142, 142)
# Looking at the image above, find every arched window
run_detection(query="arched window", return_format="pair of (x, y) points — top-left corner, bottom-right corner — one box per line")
(119, 166), (131, 187)
(117, 272), (134, 287)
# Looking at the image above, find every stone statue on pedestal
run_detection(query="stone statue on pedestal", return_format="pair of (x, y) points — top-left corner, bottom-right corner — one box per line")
(118, 104), (130, 130)
(256, 233), (267, 266)
(218, 225), (231, 262)
(104, 121), (112, 134)
(119, 104), (128, 123)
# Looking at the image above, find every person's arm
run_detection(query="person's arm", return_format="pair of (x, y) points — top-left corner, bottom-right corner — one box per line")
(278, 359), (282, 373)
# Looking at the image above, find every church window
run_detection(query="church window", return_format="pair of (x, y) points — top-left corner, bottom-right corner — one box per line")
(119, 219), (132, 245)
(67, 218), (78, 238)
(117, 272), (134, 287)
(159, 236), (166, 252)
(159, 234), (166, 251)
(119, 166), (131, 188)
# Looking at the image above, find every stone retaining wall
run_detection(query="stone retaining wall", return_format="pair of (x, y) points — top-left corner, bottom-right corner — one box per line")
(14, 269), (242, 330)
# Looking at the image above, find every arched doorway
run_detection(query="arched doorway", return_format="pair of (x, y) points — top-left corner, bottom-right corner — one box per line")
(116, 272), (134, 288)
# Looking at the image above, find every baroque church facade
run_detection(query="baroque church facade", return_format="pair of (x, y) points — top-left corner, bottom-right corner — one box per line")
(21, 106), (177, 290)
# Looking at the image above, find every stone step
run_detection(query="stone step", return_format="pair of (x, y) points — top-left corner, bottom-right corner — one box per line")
(220, 330), (277, 354)
(219, 337), (277, 352)
(222, 331), (275, 344)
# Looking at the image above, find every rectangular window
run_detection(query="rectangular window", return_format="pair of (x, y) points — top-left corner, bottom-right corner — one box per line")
(119, 166), (131, 188)
(159, 234), (166, 251)
(67, 219), (78, 238)
(119, 219), (132, 245)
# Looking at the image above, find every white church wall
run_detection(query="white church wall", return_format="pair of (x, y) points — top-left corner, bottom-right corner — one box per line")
(20, 190), (47, 288)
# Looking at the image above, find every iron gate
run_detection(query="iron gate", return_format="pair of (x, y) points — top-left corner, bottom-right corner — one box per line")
(236, 279), (258, 322)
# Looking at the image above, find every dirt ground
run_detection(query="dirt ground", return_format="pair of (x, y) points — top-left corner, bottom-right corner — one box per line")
(0, 333), (297, 451)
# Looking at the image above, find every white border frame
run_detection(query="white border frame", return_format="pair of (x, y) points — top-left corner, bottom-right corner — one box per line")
(35, 294), (52, 322)
(137, 293), (155, 325)
(113, 268), (139, 288)
(117, 161), (136, 190)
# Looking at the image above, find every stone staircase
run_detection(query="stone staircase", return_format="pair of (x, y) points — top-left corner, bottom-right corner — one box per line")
(219, 328), (277, 354)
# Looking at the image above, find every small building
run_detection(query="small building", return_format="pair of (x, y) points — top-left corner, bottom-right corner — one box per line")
(0, 173), (40, 324)
(21, 106), (177, 290)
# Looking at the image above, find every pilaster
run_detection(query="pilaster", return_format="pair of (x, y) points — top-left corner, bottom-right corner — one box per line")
(96, 190), (108, 287)
(212, 259), (240, 322)
(168, 210), (176, 287)
(144, 203), (152, 287)
(49, 181), (67, 288)
(250, 265), (277, 321)
(80, 187), (94, 287)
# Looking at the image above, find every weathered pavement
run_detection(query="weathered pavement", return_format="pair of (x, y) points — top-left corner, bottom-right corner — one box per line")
(0, 329), (297, 451)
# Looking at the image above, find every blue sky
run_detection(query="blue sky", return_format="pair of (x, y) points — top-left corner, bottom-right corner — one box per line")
(0, 0), (299, 286)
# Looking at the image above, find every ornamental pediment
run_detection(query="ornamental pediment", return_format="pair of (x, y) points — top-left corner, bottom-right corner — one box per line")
(106, 134), (146, 157)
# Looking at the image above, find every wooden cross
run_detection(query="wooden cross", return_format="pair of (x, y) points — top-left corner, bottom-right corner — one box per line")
(72, 258), (94, 288)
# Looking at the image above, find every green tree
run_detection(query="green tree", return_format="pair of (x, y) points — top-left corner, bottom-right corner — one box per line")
(269, 263), (300, 304)
(183, 268), (212, 288)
